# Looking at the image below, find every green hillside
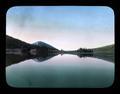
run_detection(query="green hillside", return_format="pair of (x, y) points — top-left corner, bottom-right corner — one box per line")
(93, 44), (114, 62)
(6, 35), (31, 49)
(93, 44), (114, 54)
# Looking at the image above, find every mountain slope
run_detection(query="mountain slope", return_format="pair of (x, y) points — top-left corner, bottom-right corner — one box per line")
(33, 41), (58, 50)
(6, 35), (31, 49)
(6, 35), (59, 55)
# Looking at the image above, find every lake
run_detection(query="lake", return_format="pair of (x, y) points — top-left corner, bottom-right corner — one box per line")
(6, 54), (114, 88)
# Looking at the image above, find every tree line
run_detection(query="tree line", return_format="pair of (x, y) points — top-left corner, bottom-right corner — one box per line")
(77, 48), (93, 53)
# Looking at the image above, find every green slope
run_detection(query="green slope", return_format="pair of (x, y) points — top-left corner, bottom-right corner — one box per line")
(6, 35), (31, 49)
(93, 44), (114, 54)
(93, 44), (114, 62)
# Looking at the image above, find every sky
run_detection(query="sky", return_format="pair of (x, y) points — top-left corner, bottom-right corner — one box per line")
(6, 6), (114, 50)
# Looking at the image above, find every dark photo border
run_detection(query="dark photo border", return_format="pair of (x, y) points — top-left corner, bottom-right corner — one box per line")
(0, 0), (119, 93)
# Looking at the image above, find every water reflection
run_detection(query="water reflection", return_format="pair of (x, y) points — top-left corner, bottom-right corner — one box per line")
(6, 54), (114, 88)
(6, 53), (59, 66)
(33, 53), (58, 62)
(6, 52), (114, 67)
(77, 53), (93, 58)
(6, 51), (114, 88)
(93, 54), (114, 63)
(6, 53), (94, 66)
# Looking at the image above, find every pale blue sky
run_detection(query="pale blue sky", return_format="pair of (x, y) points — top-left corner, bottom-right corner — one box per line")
(6, 6), (114, 50)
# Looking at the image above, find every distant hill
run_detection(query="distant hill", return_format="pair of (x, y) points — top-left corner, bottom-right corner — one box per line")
(6, 35), (59, 55)
(6, 35), (59, 66)
(33, 41), (58, 50)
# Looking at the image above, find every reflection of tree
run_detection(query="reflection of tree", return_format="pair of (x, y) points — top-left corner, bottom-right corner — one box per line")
(77, 53), (93, 58)
(77, 48), (93, 53)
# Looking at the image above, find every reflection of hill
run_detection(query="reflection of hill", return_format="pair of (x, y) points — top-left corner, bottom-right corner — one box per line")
(61, 51), (114, 63)
(76, 53), (114, 63)
(6, 54), (30, 66)
(76, 53), (114, 62)
(33, 53), (58, 62)
(6, 53), (58, 66)
(93, 54), (114, 63)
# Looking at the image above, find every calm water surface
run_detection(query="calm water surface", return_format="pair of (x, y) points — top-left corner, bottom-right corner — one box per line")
(6, 54), (114, 88)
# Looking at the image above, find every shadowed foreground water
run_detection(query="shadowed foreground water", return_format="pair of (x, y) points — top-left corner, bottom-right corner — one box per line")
(6, 54), (114, 88)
